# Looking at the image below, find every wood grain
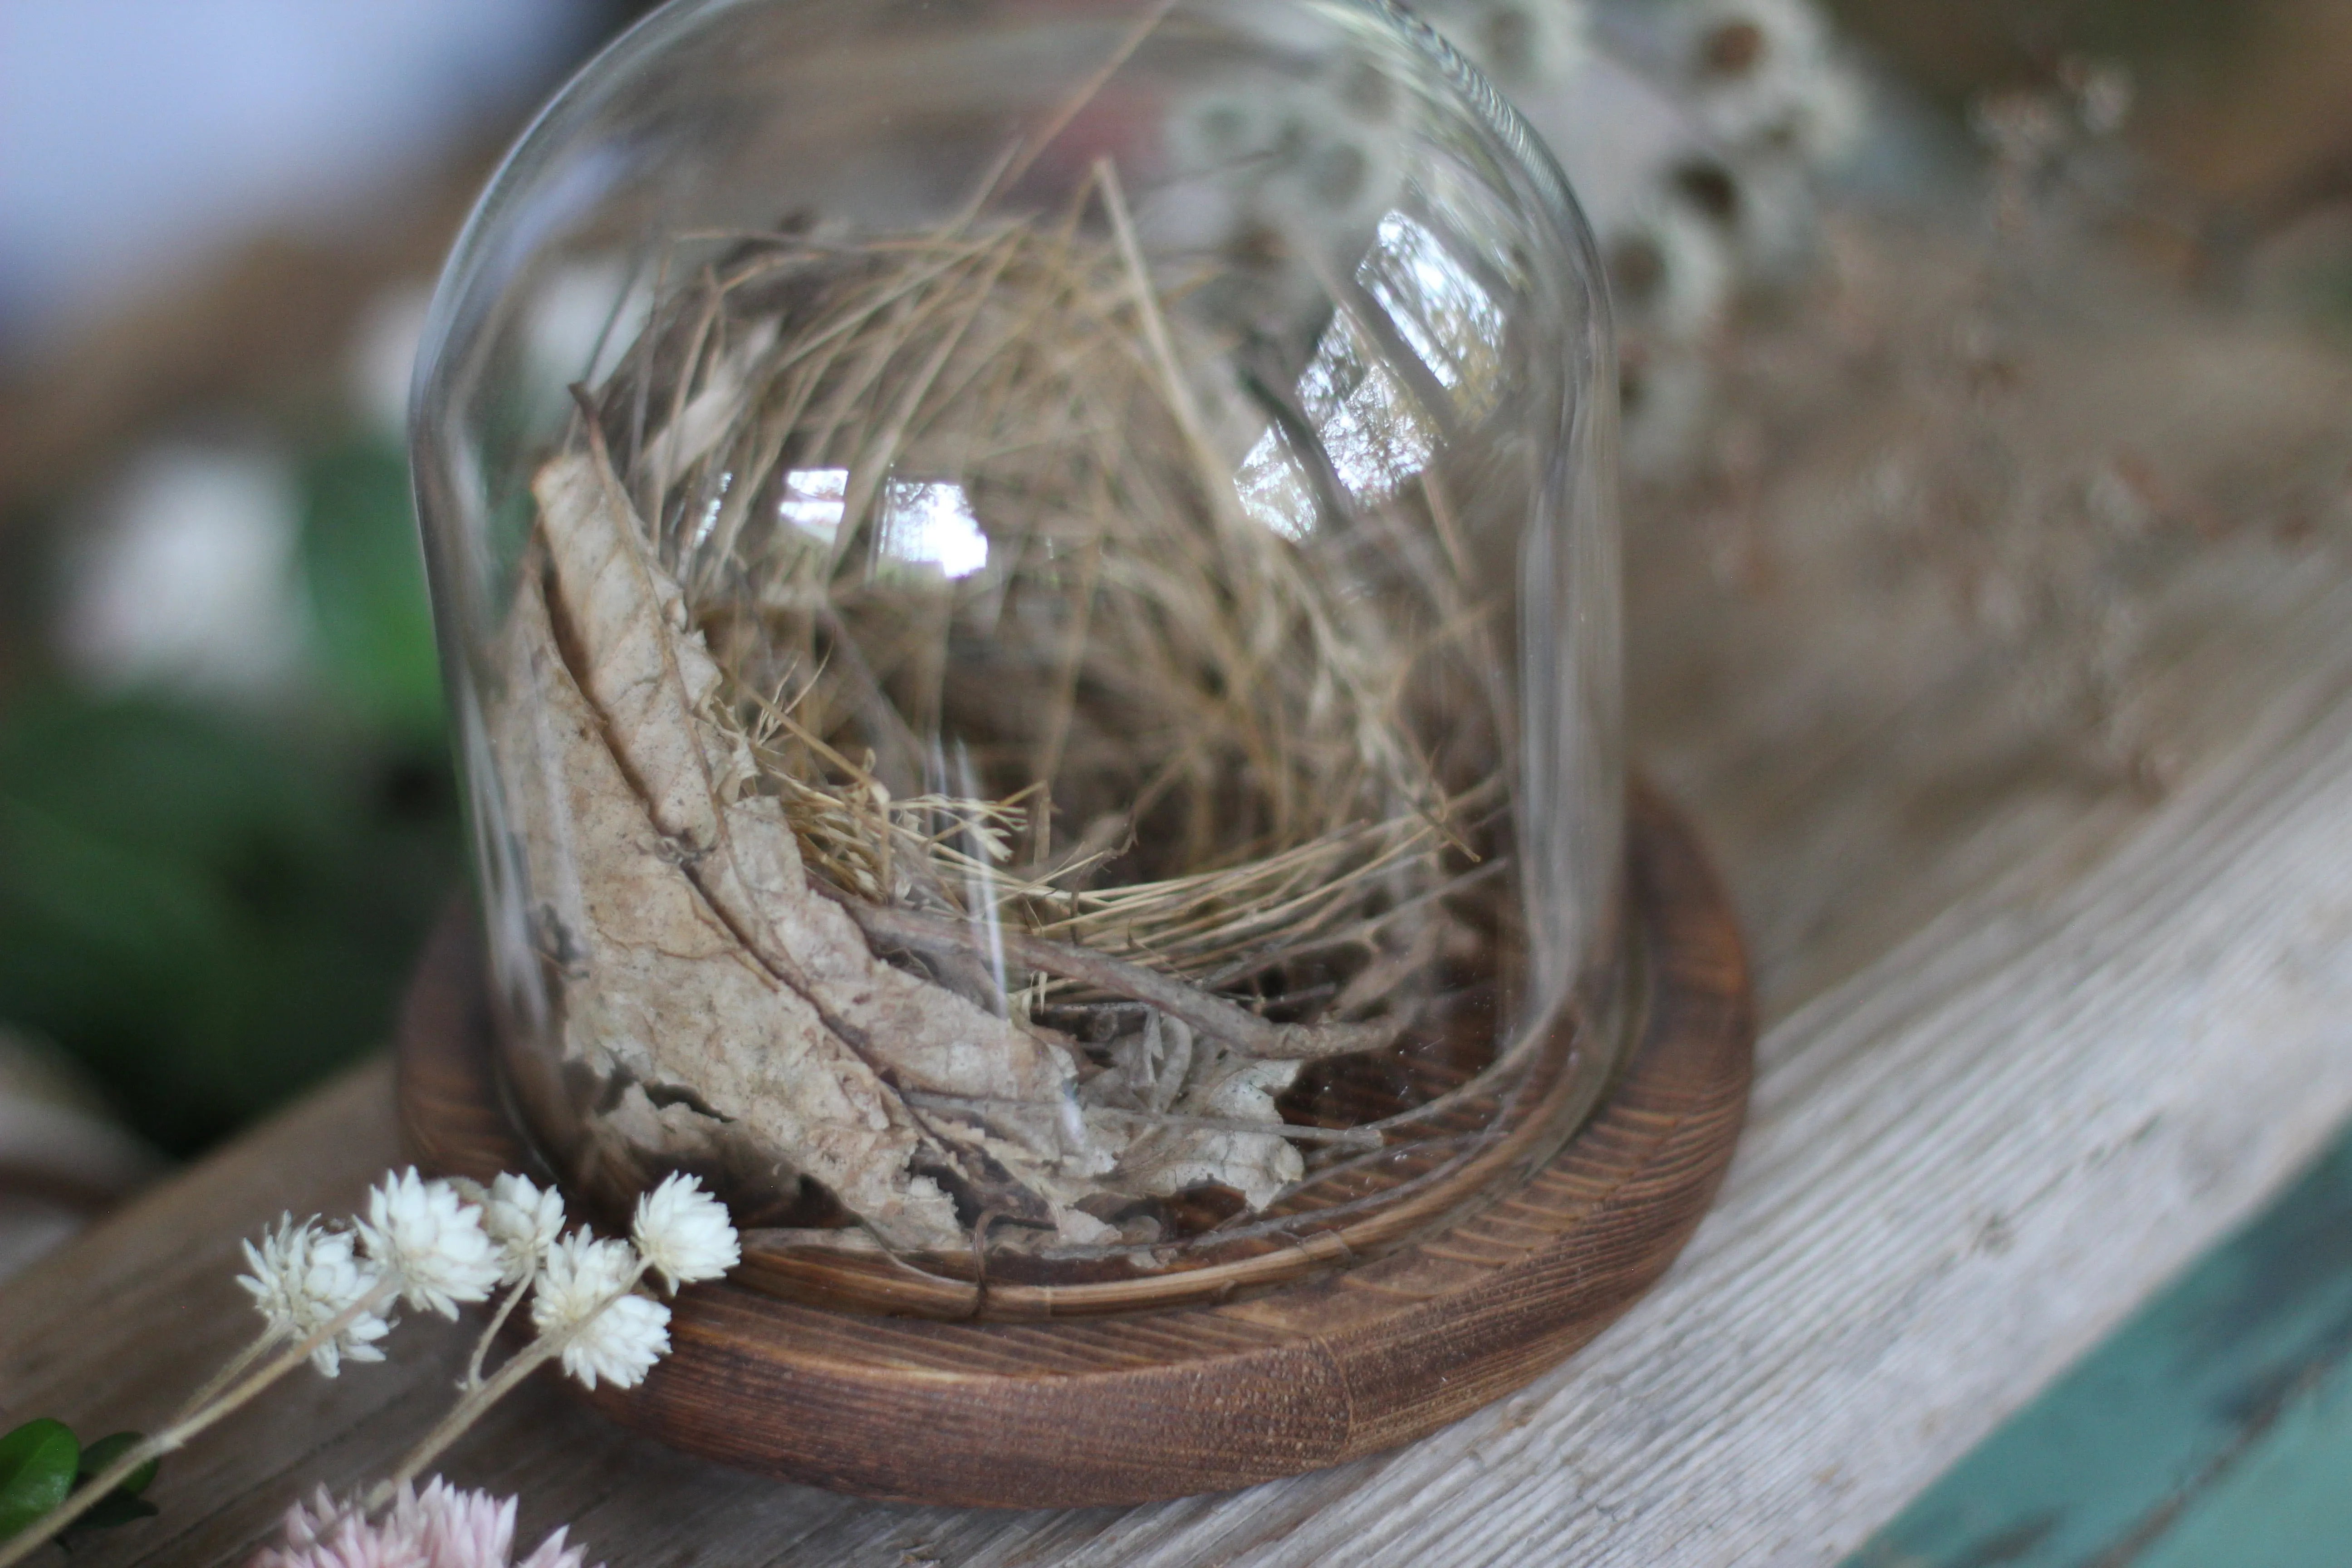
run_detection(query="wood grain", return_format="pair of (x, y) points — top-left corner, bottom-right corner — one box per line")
(11, 569), (2352, 1561)
(9, 310), (2352, 1561)
(395, 783), (1754, 1507)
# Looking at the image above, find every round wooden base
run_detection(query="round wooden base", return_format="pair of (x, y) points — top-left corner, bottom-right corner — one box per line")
(395, 783), (1752, 1508)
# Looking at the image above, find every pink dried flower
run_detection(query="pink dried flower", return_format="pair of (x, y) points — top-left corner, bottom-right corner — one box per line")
(250, 1480), (594, 1568)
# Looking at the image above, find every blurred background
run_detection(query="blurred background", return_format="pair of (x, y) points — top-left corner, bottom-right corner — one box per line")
(4, 0), (2352, 1279)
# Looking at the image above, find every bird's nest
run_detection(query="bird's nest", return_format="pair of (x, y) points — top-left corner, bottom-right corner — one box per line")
(491, 169), (1542, 1270)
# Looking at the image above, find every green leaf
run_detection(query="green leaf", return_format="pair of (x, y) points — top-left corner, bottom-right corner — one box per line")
(0, 1418), (79, 1541)
(47, 1431), (162, 1545)
(59, 1490), (159, 1539)
(74, 1433), (155, 1496)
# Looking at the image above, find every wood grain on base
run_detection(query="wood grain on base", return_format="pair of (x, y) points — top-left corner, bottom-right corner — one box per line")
(395, 783), (1754, 1508)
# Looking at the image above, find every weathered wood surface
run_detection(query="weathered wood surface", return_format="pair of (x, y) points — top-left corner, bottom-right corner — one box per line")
(1852, 1121), (2352, 1566)
(11, 274), (2352, 1561)
(11, 552), (2352, 1563)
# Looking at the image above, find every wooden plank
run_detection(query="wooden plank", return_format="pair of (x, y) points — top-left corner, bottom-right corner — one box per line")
(2130, 1348), (2352, 1568)
(1847, 1122), (2352, 1566)
(1046, 584), (2352, 1568)
(13, 568), (2352, 1564)
(13, 275), (2352, 1565)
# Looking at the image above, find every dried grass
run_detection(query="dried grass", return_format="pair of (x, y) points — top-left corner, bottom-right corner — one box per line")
(573, 166), (1511, 1042)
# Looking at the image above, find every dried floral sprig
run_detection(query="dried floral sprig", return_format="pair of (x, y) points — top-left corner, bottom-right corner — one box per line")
(0, 1167), (737, 1568)
(367, 1171), (736, 1511)
(0, 1268), (398, 1566)
(359, 1168), (506, 1320)
(239, 1215), (395, 1378)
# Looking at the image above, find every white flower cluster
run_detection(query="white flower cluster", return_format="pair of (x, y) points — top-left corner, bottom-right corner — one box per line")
(1145, 0), (1868, 475)
(1155, 5), (1587, 306)
(236, 1168), (505, 1377)
(519, 1172), (740, 1391)
(1160, 69), (1399, 315)
(1566, 0), (1871, 472)
(237, 1215), (393, 1378)
(1417, 0), (1589, 98)
(1155, 5), (1583, 326)
(235, 1167), (737, 1393)
(359, 1168), (507, 1320)
(1670, 0), (1864, 166)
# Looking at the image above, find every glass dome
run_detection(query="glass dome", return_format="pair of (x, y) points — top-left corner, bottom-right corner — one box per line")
(412, 0), (1624, 1313)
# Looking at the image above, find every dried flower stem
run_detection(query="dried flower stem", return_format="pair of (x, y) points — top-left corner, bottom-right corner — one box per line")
(463, 1276), (534, 1393)
(904, 1090), (1382, 1149)
(369, 1261), (653, 1512)
(0, 1280), (400, 1568)
(169, 1328), (276, 1425)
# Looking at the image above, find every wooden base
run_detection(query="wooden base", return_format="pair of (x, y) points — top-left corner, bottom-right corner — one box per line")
(395, 783), (1752, 1507)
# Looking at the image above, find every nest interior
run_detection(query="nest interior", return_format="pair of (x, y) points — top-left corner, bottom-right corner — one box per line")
(487, 168), (1597, 1311)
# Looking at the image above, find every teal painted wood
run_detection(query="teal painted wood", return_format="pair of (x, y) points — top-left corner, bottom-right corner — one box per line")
(1847, 1122), (2352, 1568)
(2132, 1351), (2352, 1568)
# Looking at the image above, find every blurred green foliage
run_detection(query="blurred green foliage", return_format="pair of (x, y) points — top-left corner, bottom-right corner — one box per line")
(0, 439), (459, 1156)
(300, 441), (446, 743)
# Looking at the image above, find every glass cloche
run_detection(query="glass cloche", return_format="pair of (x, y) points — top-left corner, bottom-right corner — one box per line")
(412, 0), (1624, 1314)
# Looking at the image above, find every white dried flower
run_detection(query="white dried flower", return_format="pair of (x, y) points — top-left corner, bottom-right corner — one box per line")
(357, 1168), (504, 1320)
(482, 1172), (567, 1285)
(1603, 199), (1734, 345)
(1166, 87), (1294, 175)
(1421, 0), (1590, 96)
(2069, 59), (2133, 138)
(58, 443), (306, 701)
(630, 1173), (740, 1293)
(1674, 0), (1866, 167)
(1164, 69), (1402, 264)
(1264, 119), (1401, 234)
(530, 1230), (671, 1391)
(237, 1215), (392, 1378)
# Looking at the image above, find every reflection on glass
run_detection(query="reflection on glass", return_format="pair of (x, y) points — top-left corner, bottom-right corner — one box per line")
(1236, 427), (1318, 539)
(1235, 210), (1504, 538)
(877, 480), (989, 578)
(780, 467), (849, 543)
(1296, 306), (1437, 506)
(1357, 212), (1504, 417)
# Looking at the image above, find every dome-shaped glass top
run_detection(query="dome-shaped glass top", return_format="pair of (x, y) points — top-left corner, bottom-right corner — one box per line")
(413, 0), (1623, 1309)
